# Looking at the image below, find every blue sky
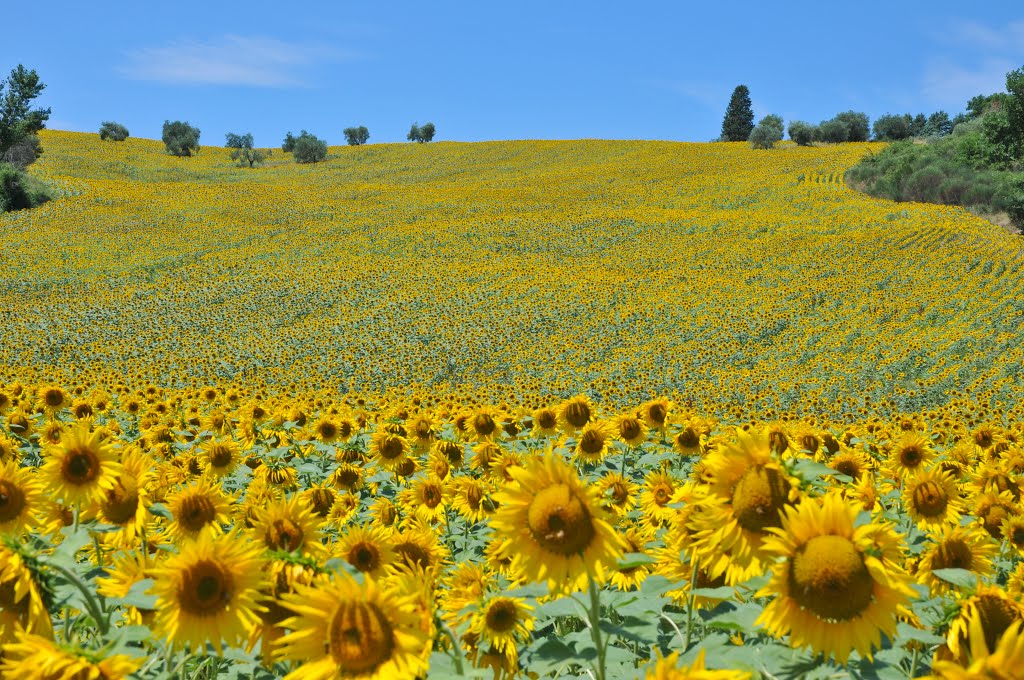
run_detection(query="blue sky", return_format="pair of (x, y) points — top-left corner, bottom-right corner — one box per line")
(5, 1), (1024, 146)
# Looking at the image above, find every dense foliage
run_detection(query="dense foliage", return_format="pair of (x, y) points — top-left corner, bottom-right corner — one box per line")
(99, 121), (129, 142)
(0, 161), (50, 212)
(225, 132), (270, 168)
(161, 120), (201, 157)
(343, 126), (370, 146)
(0, 64), (50, 168)
(290, 131), (328, 163)
(407, 122), (436, 143)
(721, 86), (754, 142)
(748, 115), (784, 150)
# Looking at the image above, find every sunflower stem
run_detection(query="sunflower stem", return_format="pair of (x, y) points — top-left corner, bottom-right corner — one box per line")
(684, 558), (699, 650)
(907, 645), (919, 679)
(439, 619), (466, 676)
(586, 572), (607, 680)
(46, 561), (109, 635)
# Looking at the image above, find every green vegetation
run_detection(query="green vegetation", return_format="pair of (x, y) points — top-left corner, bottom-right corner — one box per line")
(407, 122), (436, 143)
(846, 66), (1024, 229)
(720, 85), (754, 142)
(0, 65), (52, 212)
(749, 114), (783, 149)
(0, 161), (51, 212)
(225, 132), (270, 168)
(161, 120), (201, 157)
(291, 131), (328, 163)
(99, 121), (129, 141)
(343, 125), (370, 145)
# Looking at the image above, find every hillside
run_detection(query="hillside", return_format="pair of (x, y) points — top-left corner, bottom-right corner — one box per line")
(4, 131), (1024, 418)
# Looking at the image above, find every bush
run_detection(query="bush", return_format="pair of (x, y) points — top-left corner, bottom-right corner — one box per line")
(292, 132), (327, 163)
(282, 131), (298, 152)
(788, 121), (818, 146)
(225, 132), (270, 168)
(407, 122), (436, 143)
(0, 161), (50, 212)
(749, 115), (784, 150)
(833, 111), (870, 142)
(99, 122), (129, 141)
(162, 120), (201, 157)
(1, 136), (41, 170)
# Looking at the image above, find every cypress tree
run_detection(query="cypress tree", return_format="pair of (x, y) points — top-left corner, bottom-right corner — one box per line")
(721, 85), (755, 142)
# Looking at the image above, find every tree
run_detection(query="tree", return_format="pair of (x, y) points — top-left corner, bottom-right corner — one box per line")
(818, 120), (849, 144)
(292, 131), (327, 163)
(788, 121), (818, 146)
(832, 111), (870, 142)
(225, 132), (270, 168)
(873, 114), (912, 141)
(282, 131), (298, 152)
(910, 113), (928, 138)
(407, 123), (421, 142)
(343, 126), (370, 146)
(407, 122), (436, 143)
(0, 65), (50, 168)
(922, 111), (953, 138)
(99, 121), (129, 141)
(1006, 65), (1024, 159)
(749, 114), (784, 149)
(162, 120), (201, 157)
(721, 85), (755, 142)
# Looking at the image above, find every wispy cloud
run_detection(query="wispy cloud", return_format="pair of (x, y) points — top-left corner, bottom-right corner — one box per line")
(649, 79), (726, 110)
(922, 20), (1024, 107)
(119, 35), (357, 87)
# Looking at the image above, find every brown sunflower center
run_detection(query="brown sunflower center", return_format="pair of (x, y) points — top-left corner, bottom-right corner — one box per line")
(377, 503), (398, 527)
(378, 437), (405, 461)
(732, 466), (790, 533)
(564, 402), (592, 428)
(349, 543), (381, 573)
(207, 444), (234, 469)
(899, 446), (924, 468)
(768, 431), (788, 453)
(832, 458), (861, 480)
(178, 494), (217, 532)
(466, 484), (483, 509)
(652, 484), (671, 506)
(979, 501), (1015, 539)
(527, 483), (595, 556)
(676, 428), (700, 450)
(619, 418), (642, 441)
(932, 538), (973, 570)
(310, 488), (336, 516)
(327, 601), (395, 674)
(485, 600), (518, 633)
(789, 535), (873, 622)
(44, 389), (65, 407)
(102, 483), (140, 525)
(62, 448), (100, 485)
(974, 594), (1022, 654)
(394, 540), (431, 569)
(473, 414), (496, 436)
(536, 410), (557, 430)
(646, 404), (666, 427)
(0, 479), (26, 523)
(178, 560), (232, 616)
(421, 483), (443, 508)
(911, 480), (949, 517)
(609, 481), (629, 505)
(579, 430), (606, 456)
(318, 422), (338, 440)
(267, 518), (303, 551)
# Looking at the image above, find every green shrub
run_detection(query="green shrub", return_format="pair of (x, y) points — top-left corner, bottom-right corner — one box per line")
(818, 120), (849, 143)
(162, 120), (201, 157)
(873, 114), (912, 141)
(749, 115), (784, 150)
(292, 132), (327, 163)
(99, 121), (129, 141)
(0, 161), (50, 212)
(788, 121), (817, 146)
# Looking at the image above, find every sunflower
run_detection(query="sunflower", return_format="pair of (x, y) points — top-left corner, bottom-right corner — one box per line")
(974, 490), (1020, 540)
(828, 449), (873, 481)
(638, 469), (677, 527)
(327, 492), (362, 529)
(390, 524), (448, 573)
(40, 423), (123, 508)
(755, 492), (915, 664)
(329, 463), (364, 493)
(688, 429), (798, 584)
(371, 497), (400, 531)
(557, 395), (595, 433)
(35, 384), (68, 415)
(248, 557), (321, 665)
(641, 648), (752, 679)
(300, 482), (337, 518)
(490, 451), (624, 589)
(902, 466), (965, 528)
(164, 477), (233, 542)
(928, 621), (1024, 680)
(945, 586), (1024, 666)
(150, 531), (265, 650)
(336, 525), (396, 577)
(407, 413), (437, 450)
(275, 572), (430, 680)
(0, 434), (20, 464)
(672, 418), (707, 457)
(596, 470), (638, 518)
(250, 496), (326, 556)
(531, 406), (559, 438)
(312, 416), (342, 444)
(885, 431), (935, 479)
(441, 562), (493, 626)
(916, 525), (997, 596)
(613, 412), (648, 447)
(369, 430), (411, 470)
(610, 527), (654, 591)
(96, 549), (156, 625)
(400, 476), (449, 523)
(0, 460), (42, 535)
(468, 596), (534, 665)
(451, 476), (497, 524)
(0, 542), (52, 645)
(200, 437), (242, 478)
(97, 447), (152, 548)
(0, 631), (142, 679)
(1003, 514), (1024, 555)
(431, 439), (464, 471)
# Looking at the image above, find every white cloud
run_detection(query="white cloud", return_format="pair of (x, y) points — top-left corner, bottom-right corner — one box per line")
(119, 35), (356, 87)
(922, 57), (1017, 108)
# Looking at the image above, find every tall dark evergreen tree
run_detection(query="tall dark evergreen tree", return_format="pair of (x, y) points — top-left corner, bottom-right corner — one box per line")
(721, 85), (755, 142)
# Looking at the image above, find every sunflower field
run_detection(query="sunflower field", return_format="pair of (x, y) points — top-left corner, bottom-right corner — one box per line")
(1, 132), (1024, 678)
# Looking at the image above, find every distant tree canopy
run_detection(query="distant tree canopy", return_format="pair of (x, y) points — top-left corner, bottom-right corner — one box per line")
(407, 122), (436, 143)
(721, 85), (754, 142)
(291, 131), (328, 163)
(749, 114), (784, 149)
(788, 121), (817, 146)
(99, 121), (129, 141)
(873, 114), (913, 142)
(225, 132), (270, 168)
(282, 131), (298, 152)
(0, 64), (50, 169)
(162, 120), (201, 157)
(343, 126), (370, 146)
